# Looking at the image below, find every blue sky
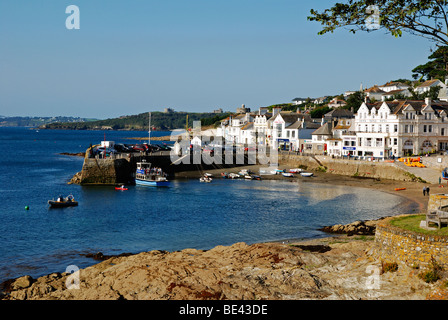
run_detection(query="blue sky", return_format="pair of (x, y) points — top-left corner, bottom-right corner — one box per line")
(0, 0), (435, 118)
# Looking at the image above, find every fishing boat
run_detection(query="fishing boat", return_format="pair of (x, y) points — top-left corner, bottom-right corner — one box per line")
(300, 172), (314, 177)
(443, 168), (448, 180)
(282, 172), (294, 177)
(48, 195), (78, 208)
(135, 161), (170, 187)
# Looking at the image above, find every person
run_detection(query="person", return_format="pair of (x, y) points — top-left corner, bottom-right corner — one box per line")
(423, 186), (426, 196)
(427, 186), (430, 196)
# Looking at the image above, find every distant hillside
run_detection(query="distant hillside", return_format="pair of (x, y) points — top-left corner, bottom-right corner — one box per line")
(41, 112), (230, 131)
(0, 116), (96, 127)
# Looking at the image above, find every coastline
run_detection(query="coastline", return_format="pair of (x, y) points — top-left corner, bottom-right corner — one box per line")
(1, 173), (435, 300)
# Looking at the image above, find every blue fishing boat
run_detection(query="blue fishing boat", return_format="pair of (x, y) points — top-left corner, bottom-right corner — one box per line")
(135, 161), (170, 187)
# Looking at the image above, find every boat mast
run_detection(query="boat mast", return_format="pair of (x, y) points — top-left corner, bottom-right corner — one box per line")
(148, 112), (151, 145)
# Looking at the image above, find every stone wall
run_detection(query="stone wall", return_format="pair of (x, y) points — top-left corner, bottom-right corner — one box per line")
(278, 154), (414, 181)
(80, 158), (133, 185)
(374, 217), (448, 270)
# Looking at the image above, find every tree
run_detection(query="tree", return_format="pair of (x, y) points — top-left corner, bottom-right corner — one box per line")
(308, 0), (448, 46)
(412, 46), (448, 80)
(343, 91), (365, 112)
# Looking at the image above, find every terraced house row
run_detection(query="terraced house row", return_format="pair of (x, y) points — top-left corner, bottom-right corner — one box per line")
(216, 98), (448, 159)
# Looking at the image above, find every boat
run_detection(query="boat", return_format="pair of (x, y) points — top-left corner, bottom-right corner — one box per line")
(115, 185), (128, 191)
(204, 173), (213, 177)
(244, 175), (253, 180)
(443, 168), (448, 180)
(274, 169), (284, 175)
(228, 173), (240, 179)
(282, 172), (294, 177)
(394, 188), (406, 191)
(135, 161), (170, 187)
(300, 172), (314, 177)
(289, 168), (303, 173)
(200, 175), (212, 183)
(221, 172), (228, 179)
(48, 195), (78, 208)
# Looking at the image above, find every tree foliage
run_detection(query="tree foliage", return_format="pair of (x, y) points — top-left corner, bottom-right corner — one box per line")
(308, 0), (448, 46)
(412, 46), (448, 80)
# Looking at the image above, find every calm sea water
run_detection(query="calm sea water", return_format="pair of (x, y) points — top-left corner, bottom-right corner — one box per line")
(0, 127), (415, 283)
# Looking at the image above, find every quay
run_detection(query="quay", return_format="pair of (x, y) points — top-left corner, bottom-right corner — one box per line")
(70, 143), (444, 185)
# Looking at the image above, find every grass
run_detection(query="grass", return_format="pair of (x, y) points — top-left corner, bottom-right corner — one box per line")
(389, 215), (448, 236)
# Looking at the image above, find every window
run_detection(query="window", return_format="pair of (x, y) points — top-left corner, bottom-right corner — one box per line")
(376, 138), (383, 147)
(405, 125), (409, 133)
(429, 125), (433, 133)
(423, 125), (427, 133)
(394, 138), (398, 146)
(366, 138), (372, 147)
(442, 128), (445, 136)
(394, 125), (398, 133)
(291, 131), (295, 138)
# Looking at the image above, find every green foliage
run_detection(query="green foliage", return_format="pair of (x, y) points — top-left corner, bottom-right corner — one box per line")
(419, 256), (444, 283)
(310, 106), (331, 118)
(308, 1), (448, 46)
(43, 112), (229, 131)
(381, 261), (399, 273)
(412, 46), (448, 81)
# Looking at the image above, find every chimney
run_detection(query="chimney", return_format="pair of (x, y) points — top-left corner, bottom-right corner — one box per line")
(425, 97), (431, 107)
(273, 107), (281, 116)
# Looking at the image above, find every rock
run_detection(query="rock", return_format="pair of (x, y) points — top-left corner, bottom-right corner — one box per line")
(319, 220), (377, 236)
(12, 276), (33, 290)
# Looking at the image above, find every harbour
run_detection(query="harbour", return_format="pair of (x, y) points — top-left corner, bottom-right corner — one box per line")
(0, 127), (417, 284)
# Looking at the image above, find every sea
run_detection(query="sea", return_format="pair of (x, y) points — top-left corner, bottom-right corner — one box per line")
(0, 126), (417, 283)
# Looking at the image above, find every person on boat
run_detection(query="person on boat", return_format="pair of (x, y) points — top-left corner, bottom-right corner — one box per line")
(57, 195), (63, 202)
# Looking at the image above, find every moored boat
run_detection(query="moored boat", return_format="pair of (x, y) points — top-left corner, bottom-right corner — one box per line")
(300, 172), (314, 177)
(282, 172), (294, 177)
(443, 168), (448, 180)
(200, 175), (212, 183)
(135, 161), (170, 187)
(115, 185), (128, 191)
(48, 195), (78, 208)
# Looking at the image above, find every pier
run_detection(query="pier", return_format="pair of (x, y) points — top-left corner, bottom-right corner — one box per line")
(73, 149), (274, 185)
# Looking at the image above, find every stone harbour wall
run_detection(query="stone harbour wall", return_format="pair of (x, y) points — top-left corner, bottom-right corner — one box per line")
(374, 217), (448, 270)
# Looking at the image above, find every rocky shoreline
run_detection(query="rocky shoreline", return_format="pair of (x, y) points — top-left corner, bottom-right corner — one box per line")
(2, 217), (446, 300)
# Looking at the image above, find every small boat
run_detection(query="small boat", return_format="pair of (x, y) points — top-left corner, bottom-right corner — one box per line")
(395, 188), (406, 191)
(115, 186), (128, 191)
(244, 175), (253, 180)
(282, 172), (294, 177)
(48, 195), (78, 208)
(274, 169), (284, 175)
(228, 173), (240, 179)
(300, 172), (314, 177)
(221, 172), (228, 179)
(204, 173), (213, 177)
(252, 175), (262, 180)
(289, 168), (303, 173)
(135, 161), (170, 187)
(443, 168), (448, 180)
(200, 176), (212, 183)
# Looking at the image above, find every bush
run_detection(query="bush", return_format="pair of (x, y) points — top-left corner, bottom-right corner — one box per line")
(381, 261), (398, 274)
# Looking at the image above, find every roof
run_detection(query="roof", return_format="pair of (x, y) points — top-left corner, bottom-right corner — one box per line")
(241, 122), (254, 131)
(380, 81), (410, 88)
(312, 122), (333, 136)
(325, 108), (354, 118)
(417, 79), (441, 88)
(365, 85), (385, 93)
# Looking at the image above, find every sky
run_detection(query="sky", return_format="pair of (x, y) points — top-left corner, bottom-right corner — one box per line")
(0, 0), (437, 119)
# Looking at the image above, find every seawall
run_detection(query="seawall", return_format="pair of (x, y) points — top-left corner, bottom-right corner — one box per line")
(278, 154), (416, 182)
(72, 152), (424, 185)
(374, 217), (448, 270)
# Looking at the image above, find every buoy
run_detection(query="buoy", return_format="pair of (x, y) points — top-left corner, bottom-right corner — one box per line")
(25, 206), (29, 210)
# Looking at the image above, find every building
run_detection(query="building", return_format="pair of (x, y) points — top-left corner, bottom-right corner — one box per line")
(355, 98), (448, 158)
(415, 79), (447, 94)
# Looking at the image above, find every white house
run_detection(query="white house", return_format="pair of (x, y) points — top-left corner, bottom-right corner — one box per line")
(355, 98), (448, 158)
(415, 79), (447, 94)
